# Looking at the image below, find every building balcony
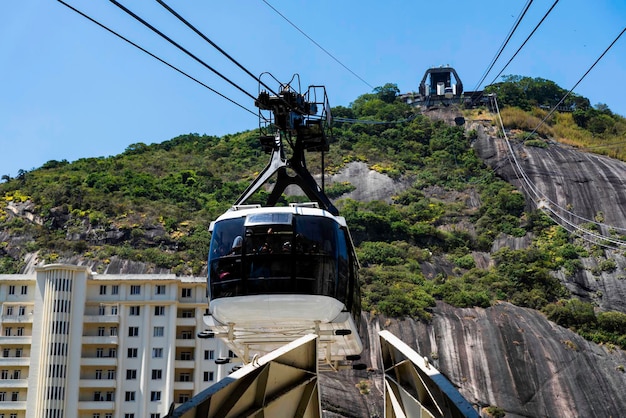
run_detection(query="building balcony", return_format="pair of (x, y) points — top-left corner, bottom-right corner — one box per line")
(0, 358), (30, 366)
(0, 336), (32, 345)
(0, 378), (28, 388)
(79, 379), (117, 388)
(175, 338), (196, 347)
(0, 400), (27, 410)
(80, 357), (117, 367)
(1, 314), (34, 324)
(83, 315), (119, 324)
(174, 381), (194, 391)
(82, 336), (118, 345)
(174, 360), (195, 368)
(77, 400), (115, 410)
(176, 317), (196, 326)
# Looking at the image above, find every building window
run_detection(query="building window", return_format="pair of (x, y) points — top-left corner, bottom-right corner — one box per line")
(153, 348), (163, 358)
(130, 285), (141, 295)
(105, 391), (114, 401)
(181, 330), (193, 339)
(179, 372), (191, 382)
(150, 414), (161, 418)
(129, 306), (141, 316)
(128, 327), (139, 337)
(0, 392), (5, 401)
(11, 392), (18, 401)
(6, 306), (13, 316)
(204, 350), (215, 360)
(151, 369), (162, 380)
(18, 306), (25, 316)
(96, 348), (104, 358)
(93, 414), (101, 418)
(107, 369), (116, 379)
(108, 348), (117, 358)
(0, 370), (6, 379)
(15, 348), (22, 358)
(99, 285), (107, 295)
(98, 305), (106, 315)
(127, 348), (138, 358)
(155, 285), (166, 295)
(16, 327), (24, 336)
(153, 326), (164, 337)
(95, 370), (102, 380)
(181, 288), (192, 298)
(4, 327), (11, 336)
(125, 391), (136, 402)
(98, 327), (105, 336)
(2, 349), (9, 358)
(112, 285), (119, 295)
(93, 391), (101, 401)
(126, 369), (137, 380)
(105, 414), (113, 418)
(180, 351), (192, 361)
(8, 286), (15, 295)
(150, 391), (161, 401)
(124, 414), (134, 418)
(154, 306), (165, 316)
(203, 371), (214, 382)
(181, 309), (194, 318)
(178, 393), (190, 403)
(12, 370), (20, 379)
(111, 305), (118, 315)
(110, 327), (118, 336)
(20, 285), (27, 295)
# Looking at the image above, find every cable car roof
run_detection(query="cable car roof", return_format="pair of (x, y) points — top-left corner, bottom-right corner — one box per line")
(209, 203), (348, 231)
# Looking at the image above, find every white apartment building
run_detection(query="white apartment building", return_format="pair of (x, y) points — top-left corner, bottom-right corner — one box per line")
(0, 264), (234, 418)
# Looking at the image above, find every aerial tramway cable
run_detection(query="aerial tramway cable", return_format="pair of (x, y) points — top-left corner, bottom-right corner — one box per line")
(261, 0), (374, 90)
(109, 0), (257, 102)
(492, 95), (626, 248)
(156, 0), (282, 99)
(488, 0), (560, 86)
(56, 0), (259, 118)
(473, 0), (534, 91)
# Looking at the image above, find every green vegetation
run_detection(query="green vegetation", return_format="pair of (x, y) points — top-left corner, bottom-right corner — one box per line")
(1, 78), (625, 349)
(486, 75), (626, 160)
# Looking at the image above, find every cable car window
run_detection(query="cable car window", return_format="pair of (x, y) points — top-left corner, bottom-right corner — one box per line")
(208, 217), (245, 299)
(209, 214), (347, 301)
(336, 228), (349, 302)
(245, 212), (292, 226)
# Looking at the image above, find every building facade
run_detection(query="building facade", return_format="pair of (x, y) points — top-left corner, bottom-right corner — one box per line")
(0, 264), (233, 418)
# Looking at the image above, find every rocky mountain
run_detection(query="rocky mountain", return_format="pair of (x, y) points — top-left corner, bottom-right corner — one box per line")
(2, 95), (626, 416)
(317, 109), (626, 417)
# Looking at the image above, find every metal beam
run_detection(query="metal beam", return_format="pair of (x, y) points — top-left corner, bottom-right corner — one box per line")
(379, 330), (479, 418)
(166, 334), (320, 418)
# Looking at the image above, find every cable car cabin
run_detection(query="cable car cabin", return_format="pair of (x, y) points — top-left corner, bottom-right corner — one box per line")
(206, 204), (363, 364)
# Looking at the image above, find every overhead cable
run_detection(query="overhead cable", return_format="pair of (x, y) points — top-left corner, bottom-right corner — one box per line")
(488, 0), (560, 86)
(56, 0), (258, 117)
(261, 0), (374, 90)
(487, 24), (626, 175)
(156, 0), (281, 98)
(492, 96), (626, 247)
(473, 0), (533, 91)
(109, 0), (257, 102)
(523, 26), (626, 140)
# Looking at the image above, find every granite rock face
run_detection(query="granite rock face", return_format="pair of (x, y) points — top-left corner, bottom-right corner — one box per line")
(472, 123), (626, 313)
(378, 302), (626, 418)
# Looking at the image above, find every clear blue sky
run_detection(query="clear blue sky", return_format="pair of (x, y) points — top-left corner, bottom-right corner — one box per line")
(1, 0), (624, 178)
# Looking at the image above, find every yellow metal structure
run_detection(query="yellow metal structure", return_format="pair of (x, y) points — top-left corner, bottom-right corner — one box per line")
(166, 334), (320, 418)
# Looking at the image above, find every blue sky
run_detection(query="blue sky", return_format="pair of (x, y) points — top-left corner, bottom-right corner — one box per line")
(1, 0), (625, 178)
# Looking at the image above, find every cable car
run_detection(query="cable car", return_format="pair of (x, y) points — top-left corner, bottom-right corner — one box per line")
(204, 77), (364, 366)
